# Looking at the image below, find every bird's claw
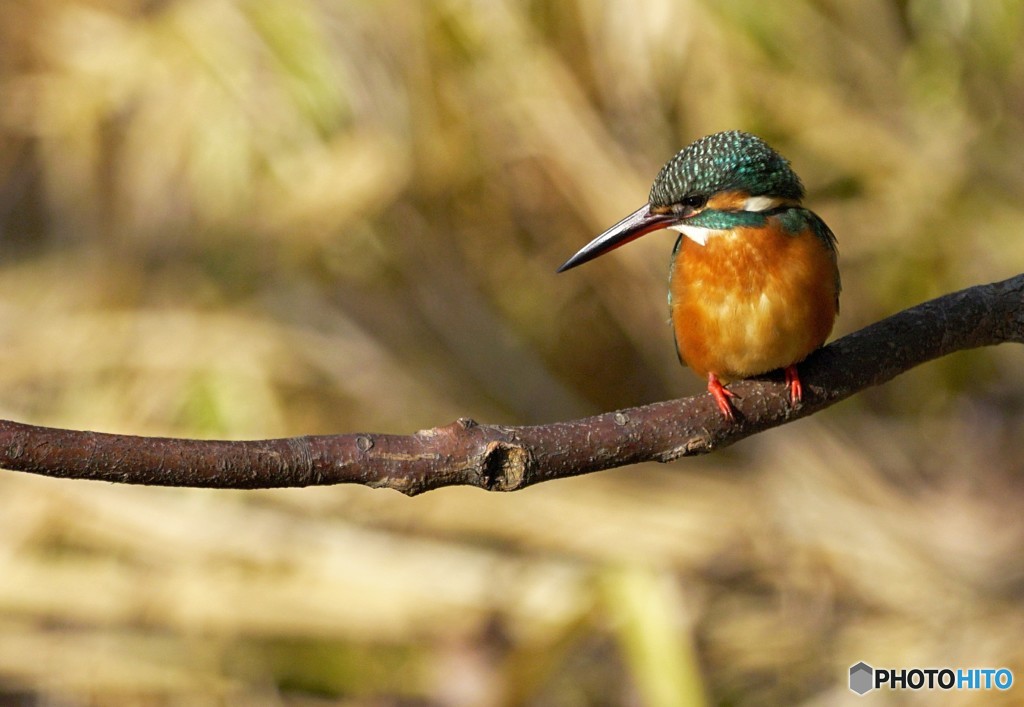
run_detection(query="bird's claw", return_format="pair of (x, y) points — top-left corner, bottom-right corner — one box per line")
(784, 365), (802, 406)
(707, 373), (739, 421)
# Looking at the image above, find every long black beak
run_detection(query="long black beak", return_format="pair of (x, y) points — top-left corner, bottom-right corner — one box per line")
(556, 204), (678, 273)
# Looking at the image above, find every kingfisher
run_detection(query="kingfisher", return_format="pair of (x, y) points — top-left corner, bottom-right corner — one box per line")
(557, 130), (840, 420)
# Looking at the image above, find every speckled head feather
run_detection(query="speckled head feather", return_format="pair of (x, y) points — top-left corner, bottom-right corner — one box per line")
(649, 130), (804, 207)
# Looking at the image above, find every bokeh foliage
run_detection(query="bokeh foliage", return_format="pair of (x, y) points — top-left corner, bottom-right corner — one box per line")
(1, 0), (1023, 704)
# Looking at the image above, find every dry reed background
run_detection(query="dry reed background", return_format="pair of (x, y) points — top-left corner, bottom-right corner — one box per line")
(1, 0), (1023, 704)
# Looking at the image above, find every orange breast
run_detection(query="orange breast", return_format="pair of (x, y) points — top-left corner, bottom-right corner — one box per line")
(670, 221), (838, 382)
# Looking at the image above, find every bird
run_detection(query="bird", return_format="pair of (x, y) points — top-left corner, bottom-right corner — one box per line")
(557, 130), (840, 421)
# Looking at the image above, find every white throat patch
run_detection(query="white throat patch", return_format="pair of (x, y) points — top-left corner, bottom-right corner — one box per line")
(669, 223), (727, 247)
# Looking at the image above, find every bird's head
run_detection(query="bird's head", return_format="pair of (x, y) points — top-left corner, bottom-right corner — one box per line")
(557, 130), (804, 272)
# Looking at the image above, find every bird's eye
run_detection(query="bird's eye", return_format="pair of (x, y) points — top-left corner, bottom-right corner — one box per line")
(678, 195), (707, 211)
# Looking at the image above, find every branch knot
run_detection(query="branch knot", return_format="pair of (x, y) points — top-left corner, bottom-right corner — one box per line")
(481, 440), (533, 491)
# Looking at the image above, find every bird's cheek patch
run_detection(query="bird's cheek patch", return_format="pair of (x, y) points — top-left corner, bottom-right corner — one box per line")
(743, 195), (782, 212)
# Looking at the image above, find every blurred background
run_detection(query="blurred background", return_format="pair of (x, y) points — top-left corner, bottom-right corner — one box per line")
(0, 0), (1023, 704)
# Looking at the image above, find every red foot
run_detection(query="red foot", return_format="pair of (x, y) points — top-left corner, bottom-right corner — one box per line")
(784, 365), (802, 405)
(707, 373), (739, 421)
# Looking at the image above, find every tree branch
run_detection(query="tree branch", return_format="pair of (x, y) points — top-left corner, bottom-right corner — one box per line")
(2, 274), (1021, 495)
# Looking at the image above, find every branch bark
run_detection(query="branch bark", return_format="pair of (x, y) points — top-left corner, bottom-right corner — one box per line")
(2, 275), (1022, 495)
